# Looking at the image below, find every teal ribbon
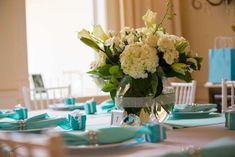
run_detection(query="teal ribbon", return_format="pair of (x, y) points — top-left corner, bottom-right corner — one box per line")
(13, 107), (28, 120)
(85, 99), (97, 114)
(64, 97), (76, 105)
(144, 122), (167, 143)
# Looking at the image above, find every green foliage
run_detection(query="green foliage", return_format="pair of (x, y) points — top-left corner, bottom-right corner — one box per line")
(80, 37), (101, 52)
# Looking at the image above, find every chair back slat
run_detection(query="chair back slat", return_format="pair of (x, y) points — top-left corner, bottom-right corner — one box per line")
(171, 80), (197, 104)
(22, 86), (71, 110)
(222, 80), (235, 112)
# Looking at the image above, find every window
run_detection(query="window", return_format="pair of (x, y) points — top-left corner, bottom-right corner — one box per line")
(26, 0), (107, 97)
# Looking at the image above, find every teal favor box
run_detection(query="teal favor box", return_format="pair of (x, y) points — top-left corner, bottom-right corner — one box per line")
(144, 122), (167, 143)
(64, 97), (76, 105)
(14, 107), (28, 120)
(68, 113), (86, 130)
(85, 99), (97, 114)
(225, 110), (235, 130)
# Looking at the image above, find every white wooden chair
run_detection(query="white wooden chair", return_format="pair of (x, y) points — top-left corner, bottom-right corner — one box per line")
(221, 80), (235, 112)
(171, 80), (197, 104)
(22, 85), (71, 110)
(0, 132), (65, 157)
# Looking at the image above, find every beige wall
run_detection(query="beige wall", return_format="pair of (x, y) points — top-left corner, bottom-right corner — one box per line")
(0, 0), (29, 108)
(0, 0), (234, 108)
(180, 1), (235, 102)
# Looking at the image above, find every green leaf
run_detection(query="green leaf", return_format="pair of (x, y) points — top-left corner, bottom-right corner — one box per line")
(109, 65), (119, 75)
(175, 71), (192, 82)
(104, 46), (116, 64)
(194, 57), (203, 70)
(156, 76), (163, 96)
(110, 90), (117, 101)
(111, 76), (119, 86)
(151, 73), (158, 96)
(87, 69), (99, 75)
(102, 82), (116, 92)
(156, 67), (165, 77)
(176, 41), (188, 53)
(98, 64), (112, 77)
(80, 37), (101, 52)
(178, 53), (187, 63)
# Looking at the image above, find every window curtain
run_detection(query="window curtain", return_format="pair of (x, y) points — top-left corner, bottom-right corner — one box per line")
(106, 0), (182, 36)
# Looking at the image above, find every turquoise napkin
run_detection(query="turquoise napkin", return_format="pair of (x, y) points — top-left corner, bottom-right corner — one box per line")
(0, 111), (17, 119)
(163, 137), (235, 157)
(173, 104), (217, 112)
(61, 126), (150, 146)
(99, 99), (115, 110)
(0, 113), (70, 131)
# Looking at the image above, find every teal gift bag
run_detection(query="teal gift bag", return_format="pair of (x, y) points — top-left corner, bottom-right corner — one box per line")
(209, 48), (235, 83)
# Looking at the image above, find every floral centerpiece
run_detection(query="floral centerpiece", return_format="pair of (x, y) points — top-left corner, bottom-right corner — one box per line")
(78, 3), (202, 121)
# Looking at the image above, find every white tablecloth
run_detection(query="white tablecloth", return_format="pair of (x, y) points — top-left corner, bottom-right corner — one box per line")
(30, 110), (235, 157)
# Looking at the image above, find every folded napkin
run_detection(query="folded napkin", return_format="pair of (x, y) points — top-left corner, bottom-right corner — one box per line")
(163, 137), (235, 157)
(61, 126), (150, 146)
(99, 99), (115, 110)
(0, 113), (70, 131)
(0, 111), (17, 119)
(173, 104), (217, 112)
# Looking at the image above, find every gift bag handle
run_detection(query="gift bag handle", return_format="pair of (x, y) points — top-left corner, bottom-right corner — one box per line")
(214, 36), (234, 49)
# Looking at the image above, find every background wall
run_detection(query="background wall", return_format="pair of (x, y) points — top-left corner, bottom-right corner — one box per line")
(0, 0), (234, 108)
(0, 0), (29, 108)
(180, 1), (235, 102)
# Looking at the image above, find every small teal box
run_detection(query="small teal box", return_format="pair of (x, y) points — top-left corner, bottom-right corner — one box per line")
(64, 97), (76, 105)
(144, 122), (167, 143)
(14, 107), (28, 120)
(85, 99), (97, 114)
(225, 110), (235, 130)
(209, 48), (235, 83)
(68, 113), (86, 130)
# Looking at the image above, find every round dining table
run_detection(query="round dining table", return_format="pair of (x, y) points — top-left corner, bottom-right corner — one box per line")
(29, 109), (235, 157)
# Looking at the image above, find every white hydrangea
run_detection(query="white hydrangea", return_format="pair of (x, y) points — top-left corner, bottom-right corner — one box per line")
(90, 51), (107, 69)
(163, 49), (179, 65)
(120, 43), (158, 79)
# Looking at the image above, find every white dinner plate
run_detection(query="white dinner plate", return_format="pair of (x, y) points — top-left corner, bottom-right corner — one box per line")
(0, 127), (55, 133)
(49, 103), (84, 110)
(66, 140), (137, 150)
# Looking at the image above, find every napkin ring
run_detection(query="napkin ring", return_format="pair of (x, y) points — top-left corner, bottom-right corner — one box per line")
(87, 130), (97, 145)
(18, 120), (26, 130)
(182, 145), (202, 157)
(192, 103), (197, 112)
